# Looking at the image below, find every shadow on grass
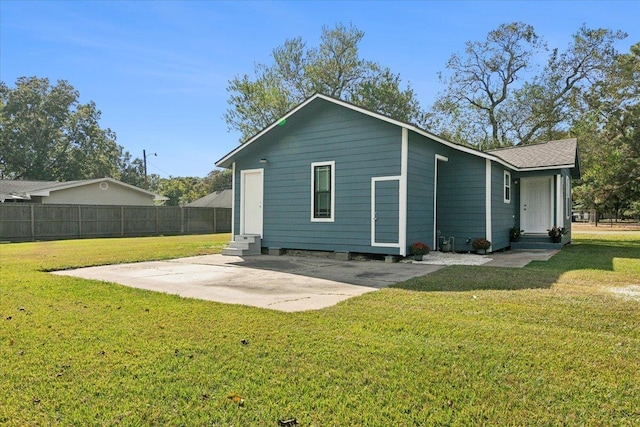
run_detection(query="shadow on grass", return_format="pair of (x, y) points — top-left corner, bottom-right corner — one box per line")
(391, 265), (559, 292)
(392, 238), (640, 292)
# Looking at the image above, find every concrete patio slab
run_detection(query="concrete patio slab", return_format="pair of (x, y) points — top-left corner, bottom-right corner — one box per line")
(51, 249), (558, 312)
(52, 255), (444, 312)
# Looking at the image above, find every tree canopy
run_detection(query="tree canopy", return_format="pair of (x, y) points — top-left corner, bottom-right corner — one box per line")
(0, 77), (129, 180)
(430, 23), (627, 149)
(225, 23), (428, 142)
(572, 43), (640, 222)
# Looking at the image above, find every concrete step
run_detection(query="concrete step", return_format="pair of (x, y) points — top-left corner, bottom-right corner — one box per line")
(511, 234), (564, 250)
(221, 234), (262, 256)
(221, 247), (247, 256)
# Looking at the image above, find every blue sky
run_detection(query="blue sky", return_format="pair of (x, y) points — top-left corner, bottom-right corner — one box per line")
(2, 1), (638, 178)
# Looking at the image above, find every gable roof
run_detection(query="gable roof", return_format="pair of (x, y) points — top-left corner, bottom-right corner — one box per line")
(487, 138), (581, 177)
(216, 93), (580, 175)
(216, 93), (498, 168)
(185, 189), (232, 208)
(0, 178), (169, 202)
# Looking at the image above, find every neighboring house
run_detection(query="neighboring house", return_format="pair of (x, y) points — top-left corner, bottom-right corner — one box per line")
(185, 189), (232, 208)
(0, 178), (168, 206)
(215, 94), (580, 257)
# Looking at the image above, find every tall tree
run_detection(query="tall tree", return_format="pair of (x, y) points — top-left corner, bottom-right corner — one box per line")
(155, 176), (207, 206)
(0, 77), (129, 181)
(572, 43), (640, 223)
(432, 22), (544, 148)
(203, 169), (232, 192)
(225, 23), (428, 142)
(431, 23), (626, 148)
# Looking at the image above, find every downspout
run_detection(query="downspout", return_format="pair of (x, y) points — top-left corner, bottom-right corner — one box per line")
(556, 174), (563, 227)
(485, 159), (492, 251)
(231, 161), (236, 240)
(399, 128), (408, 256)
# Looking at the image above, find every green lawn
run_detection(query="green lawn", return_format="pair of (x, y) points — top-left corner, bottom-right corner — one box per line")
(1, 233), (639, 425)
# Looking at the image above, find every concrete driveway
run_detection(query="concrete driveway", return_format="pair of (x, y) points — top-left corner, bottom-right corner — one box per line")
(53, 254), (444, 312)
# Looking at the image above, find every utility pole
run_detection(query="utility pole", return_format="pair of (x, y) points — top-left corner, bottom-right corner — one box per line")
(143, 149), (157, 187)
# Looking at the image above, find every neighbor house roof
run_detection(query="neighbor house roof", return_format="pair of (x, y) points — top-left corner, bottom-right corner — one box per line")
(487, 138), (581, 177)
(0, 178), (169, 202)
(185, 189), (232, 208)
(216, 93), (580, 176)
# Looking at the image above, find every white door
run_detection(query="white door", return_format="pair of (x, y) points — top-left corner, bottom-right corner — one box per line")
(521, 177), (552, 233)
(240, 169), (263, 236)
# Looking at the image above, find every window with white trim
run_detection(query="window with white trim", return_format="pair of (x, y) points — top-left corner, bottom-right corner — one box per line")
(311, 161), (335, 221)
(503, 171), (511, 203)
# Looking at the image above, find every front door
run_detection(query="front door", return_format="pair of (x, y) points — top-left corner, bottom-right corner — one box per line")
(240, 169), (263, 236)
(521, 177), (552, 233)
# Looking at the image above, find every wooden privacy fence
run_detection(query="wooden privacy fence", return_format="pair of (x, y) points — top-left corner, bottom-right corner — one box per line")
(0, 204), (231, 242)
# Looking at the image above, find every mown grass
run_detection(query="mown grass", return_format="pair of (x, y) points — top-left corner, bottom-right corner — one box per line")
(1, 232), (639, 425)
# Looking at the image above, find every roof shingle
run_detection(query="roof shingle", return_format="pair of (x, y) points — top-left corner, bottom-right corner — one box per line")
(487, 138), (578, 169)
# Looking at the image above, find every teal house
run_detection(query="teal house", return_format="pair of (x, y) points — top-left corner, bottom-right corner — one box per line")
(216, 94), (580, 257)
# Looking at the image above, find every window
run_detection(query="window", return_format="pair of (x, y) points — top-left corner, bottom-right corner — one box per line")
(311, 161), (335, 221)
(504, 171), (511, 203)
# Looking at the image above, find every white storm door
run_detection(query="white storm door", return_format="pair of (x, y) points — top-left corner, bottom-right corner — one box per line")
(240, 169), (263, 236)
(521, 177), (552, 233)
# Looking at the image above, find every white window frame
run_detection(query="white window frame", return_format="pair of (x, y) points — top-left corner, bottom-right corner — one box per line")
(504, 170), (511, 203)
(310, 161), (335, 222)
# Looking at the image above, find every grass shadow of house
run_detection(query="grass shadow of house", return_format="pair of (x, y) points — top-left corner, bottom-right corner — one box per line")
(391, 265), (560, 292)
(391, 239), (640, 293)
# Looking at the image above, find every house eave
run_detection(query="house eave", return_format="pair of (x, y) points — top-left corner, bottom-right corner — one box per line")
(514, 163), (576, 172)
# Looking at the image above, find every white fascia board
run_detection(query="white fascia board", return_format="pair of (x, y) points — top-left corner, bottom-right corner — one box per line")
(516, 164), (575, 173)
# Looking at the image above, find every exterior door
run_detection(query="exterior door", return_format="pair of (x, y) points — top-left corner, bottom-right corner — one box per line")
(371, 177), (400, 247)
(240, 169), (263, 236)
(521, 177), (552, 233)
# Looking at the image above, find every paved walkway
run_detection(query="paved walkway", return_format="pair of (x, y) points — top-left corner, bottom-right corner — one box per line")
(52, 250), (557, 312)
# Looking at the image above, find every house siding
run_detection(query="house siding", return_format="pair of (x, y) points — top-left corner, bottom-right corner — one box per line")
(406, 132), (436, 251)
(491, 163), (518, 251)
(434, 147), (487, 252)
(233, 100), (402, 254)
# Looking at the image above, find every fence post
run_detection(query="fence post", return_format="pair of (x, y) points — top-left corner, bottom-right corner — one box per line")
(30, 204), (35, 241)
(213, 208), (217, 233)
(78, 206), (82, 238)
(121, 206), (124, 237)
(180, 207), (184, 234)
(156, 206), (159, 234)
